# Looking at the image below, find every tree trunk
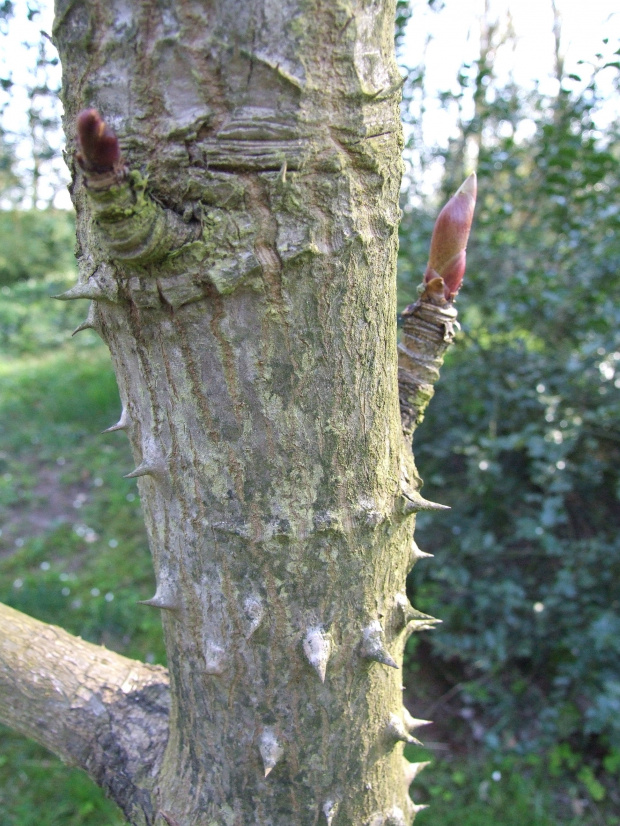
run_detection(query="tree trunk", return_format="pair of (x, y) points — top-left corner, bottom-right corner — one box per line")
(0, 2), (447, 824)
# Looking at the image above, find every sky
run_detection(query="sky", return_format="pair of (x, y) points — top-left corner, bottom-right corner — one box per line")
(404, 0), (619, 96)
(1, 0), (619, 207)
(402, 0), (620, 190)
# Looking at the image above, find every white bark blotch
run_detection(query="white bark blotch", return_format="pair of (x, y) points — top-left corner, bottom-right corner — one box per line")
(302, 627), (332, 683)
(203, 642), (227, 675)
(259, 727), (284, 777)
(359, 620), (398, 668)
(403, 760), (430, 786)
(322, 798), (339, 824)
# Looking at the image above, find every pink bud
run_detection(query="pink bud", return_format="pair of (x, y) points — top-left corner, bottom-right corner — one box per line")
(76, 109), (121, 174)
(424, 173), (476, 300)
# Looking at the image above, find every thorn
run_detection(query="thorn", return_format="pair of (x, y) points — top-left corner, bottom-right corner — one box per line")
(385, 806), (407, 826)
(302, 627), (332, 683)
(123, 461), (160, 479)
(72, 318), (96, 335)
(259, 728), (283, 777)
(387, 713), (422, 747)
(394, 593), (440, 632)
(322, 799), (339, 825)
(407, 616), (441, 634)
(410, 540), (433, 561)
(54, 281), (107, 301)
(360, 621), (398, 668)
(204, 642), (227, 675)
(404, 760), (431, 786)
(400, 491), (450, 515)
(71, 302), (99, 336)
(138, 585), (178, 612)
(71, 318), (96, 335)
(243, 595), (264, 638)
(403, 707), (432, 733)
(102, 407), (130, 434)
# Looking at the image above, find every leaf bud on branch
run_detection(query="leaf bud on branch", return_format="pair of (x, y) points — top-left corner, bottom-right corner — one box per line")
(76, 109), (126, 186)
(398, 173), (477, 436)
(423, 172), (477, 301)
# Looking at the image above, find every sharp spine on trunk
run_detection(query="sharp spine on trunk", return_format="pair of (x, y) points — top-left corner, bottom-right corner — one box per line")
(410, 540), (433, 562)
(400, 491), (450, 515)
(54, 281), (109, 302)
(322, 798), (339, 825)
(138, 585), (179, 612)
(407, 616), (441, 634)
(404, 760), (431, 786)
(403, 707), (432, 734)
(302, 626), (332, 683)
(123, 461), (160, 479)
(259, 728), (283, 777)
(102, 407), (130, 434)
(359, 620), (398, 668)
(384, 806), (407, 826)
(72, 302), (99, 336)
(394, 593), (440, 632)
(386, 713), (422, 746)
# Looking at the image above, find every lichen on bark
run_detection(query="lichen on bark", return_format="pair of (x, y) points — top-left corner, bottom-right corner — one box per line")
(14, 0), (450, 822)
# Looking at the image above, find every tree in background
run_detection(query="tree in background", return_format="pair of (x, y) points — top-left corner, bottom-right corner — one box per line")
(399, 0), (620, 801)
(0, 0), (66, 209)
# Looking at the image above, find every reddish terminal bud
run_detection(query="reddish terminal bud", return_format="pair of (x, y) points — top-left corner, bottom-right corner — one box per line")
(76, 109), (121, 174)
(424, 172), (476, 300)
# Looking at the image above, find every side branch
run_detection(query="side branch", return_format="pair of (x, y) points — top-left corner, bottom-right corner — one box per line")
(398, 289), (458, 436)
(0, 603), (169, 824)
(398, 173), (476, 437)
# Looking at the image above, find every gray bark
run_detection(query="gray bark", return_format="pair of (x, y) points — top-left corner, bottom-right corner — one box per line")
(0, 2), (452, 824)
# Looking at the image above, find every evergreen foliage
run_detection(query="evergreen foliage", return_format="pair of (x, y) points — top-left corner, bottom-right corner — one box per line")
(401, 43), (620, 776)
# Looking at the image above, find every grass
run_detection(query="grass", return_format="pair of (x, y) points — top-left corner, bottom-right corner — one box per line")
(405, 745), (619, 826)
(0, 273), (162, 824)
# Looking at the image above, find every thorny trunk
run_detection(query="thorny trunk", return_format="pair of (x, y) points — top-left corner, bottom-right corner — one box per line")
(0, 2), (455, 824)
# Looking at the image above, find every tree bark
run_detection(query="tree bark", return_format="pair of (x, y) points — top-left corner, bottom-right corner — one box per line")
(0, 2), (447, 824)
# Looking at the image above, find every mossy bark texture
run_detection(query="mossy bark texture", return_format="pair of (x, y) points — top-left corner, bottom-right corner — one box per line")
(0, 2), (442, 824)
